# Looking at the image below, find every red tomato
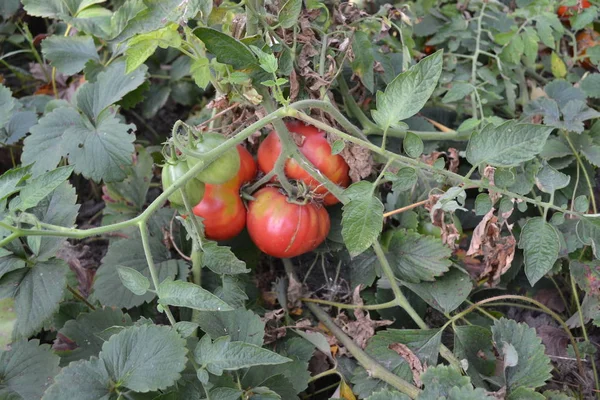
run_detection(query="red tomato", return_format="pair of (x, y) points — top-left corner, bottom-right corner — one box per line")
(577, 29), (600, 69)
(557, 0), (591, 19)
(246, 187), (330, 258)
(192, 145), (257, 241)
(257, 121), (350, 206)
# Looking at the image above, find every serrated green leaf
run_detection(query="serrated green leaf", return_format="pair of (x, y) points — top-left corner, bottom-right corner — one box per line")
(42, 358), (111, 400)
(466, 121), (552, 167)
(387, 230), (452, 283)
(157, 278), (233, 311)
(582, 145), (600, 167)
(190, 57), (211, 89)
(0, 253), (26, 281)
(341, 183), (384, 257)
(29, 182), (80, 261)
(278, 0), (302, 29)
(195, 28), (258, 71)
(173, 321), (199, 338)
(518, 217), (560, 286)
(203, 241), (249, 275)
(492, 318), (552, 391)
(372, 51), (442, 130)
(0, 339), (60, 400)
(331, 140), (345, 155)
(57, 308), (133, 365)
(101, 325), (188, 392)
(442, 82), (473, 103)
(571, 6), (598, 31)
(195, 308), (265, 345)
(76, 59), (147, 122)
(194, 335), (291, 376)
(0, 259), (68, 339)
(402, 268), (472, 313)
(352, 31), (375, 92)
(419, 365), (475, 400)
(0, 165), (31, 203)
(294, 330), (332, 359)
(366, 390), (410, 400)
(534, 162), (570, 194)
(500, 34), (524, 65)
(0, 109), (38, 145)
(403, 132), (424, 158)
(92, 234), (178, 308)
(210, 387), (244, 400)
(14, 166), (73, 211)
(125, 24), (181, 73)
(454, 325), (496, 388)
(117, 266), (150, 296)
(389, 167), (417, 193)
(41, 35), (100, 75)
(581, 73), (600, 99)
(0, 84), (16, 131)
(543, 390), (576, 400)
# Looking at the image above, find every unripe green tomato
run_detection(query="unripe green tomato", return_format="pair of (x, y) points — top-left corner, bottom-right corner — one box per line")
(418, 215), (463, 237)
(162, 162), (206, 206)
(186, 133), (240, 184)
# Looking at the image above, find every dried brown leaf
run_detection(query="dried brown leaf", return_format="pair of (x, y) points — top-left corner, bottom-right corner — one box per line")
(388, 343), (424, 387)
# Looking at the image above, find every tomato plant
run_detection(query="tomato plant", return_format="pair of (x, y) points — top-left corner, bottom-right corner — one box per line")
(161, 161), (205, 206)
(257, 120), (350, 205)
(246, 187), (330, 258)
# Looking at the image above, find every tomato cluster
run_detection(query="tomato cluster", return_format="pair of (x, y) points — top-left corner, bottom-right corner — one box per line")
(556, 0), (598, 70)
(163, 120), (350, 258)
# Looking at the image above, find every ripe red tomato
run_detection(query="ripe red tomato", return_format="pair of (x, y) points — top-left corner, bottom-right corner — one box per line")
(246, 187), (330, 258)
(257, 121), (350, 206)
(577, 29), (600, 69)
(192, 146), (257, 241)
(557, 0), (591, 19)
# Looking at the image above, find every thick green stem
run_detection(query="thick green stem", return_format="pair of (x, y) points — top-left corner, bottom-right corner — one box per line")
(306, 302), (421, 399)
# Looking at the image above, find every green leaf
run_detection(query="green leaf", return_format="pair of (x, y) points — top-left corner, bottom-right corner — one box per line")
(203, 241), (249, 275)
(45, 325), (188, 397)
(92, 234), (178, 308)
(0, 259), (68, 339)
(117, 266), (150, 296)
(13, 166), (73, 211)
(0, 339), (60, 400)
(402, 268), (472, 313)
(571, 6), (598, 31)
(518, 217), (560, 286)
(157, 278), (233, 311)
(190, 57), (211, 89)
(576, 217), (600, 258)
(41, 35), (100, 75)
(442, 82), (473, 103)
(0, 298), (16, 350)
(195, 308), (265, 345)
(278, 0), (302, 29)
(77, 59), (147, 122)
(582, 145), (600, 167)
(126, 24), (182, 73)
(210, 387), (244, 400)
(0, 252), (26, 281)
(101, 325), (187, 391)
(388, 167), (417, 192)
(372, 51), (443, 130)
(574, 195), (589, 213)
(466, 121), (553, 167)
(366, 390), (410, 400)
(500, 34), (524, 65)
(29, 182), (80, 261)
(475, 193), (492, 216)
(194, 335), (291, 376)
(0, 165), (31, 203)
(195, 28), (258, 71)
(387, 230), (452, 283)
(492, 318), (552, 391)
(534, 162), (570, 194)
(62, 111), (136, 183)
(351, 31), (375, 92)
(331, 140), (345, 155)
(454, 325), (496, 387)
(570, 260), (600, 295)
(57, 308), (134, 365)
(42, 358), (112, 400)
(0, 84), (16, 131)
(581, 73), (600, 99)
(173, 321), (199, 338)
(0, 109), (38, 146)
(341, 182), (384, 257)
(403, 132), (424, 158)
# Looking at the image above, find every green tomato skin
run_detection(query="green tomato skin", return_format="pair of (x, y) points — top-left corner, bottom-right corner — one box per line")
(186, 133), (240, 184)
(162, 162), (206, 206)
(417, 221), (442, 238)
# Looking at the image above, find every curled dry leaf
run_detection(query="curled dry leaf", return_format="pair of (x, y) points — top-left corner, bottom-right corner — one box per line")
(388, 342), (424, 388)
(420, 147), (460, 173)
(335, 286), (393, 349)
(425, 194), (460, 249)
(465, 208), (516, 286)
(340, 143), (374, 182)
(56, 242), (96, 297)
(483, 166), (501, 203)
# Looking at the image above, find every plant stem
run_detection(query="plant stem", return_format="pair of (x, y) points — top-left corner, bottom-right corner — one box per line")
(300, 297), (399, 310)
(66, 285), (96, 310)
(563, 130), (597, 213)
(383, 199), (429, 218)
(306, 302), (421, 399)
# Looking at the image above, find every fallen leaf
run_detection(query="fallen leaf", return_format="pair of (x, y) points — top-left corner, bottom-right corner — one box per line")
(389, 342), (424, 387)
